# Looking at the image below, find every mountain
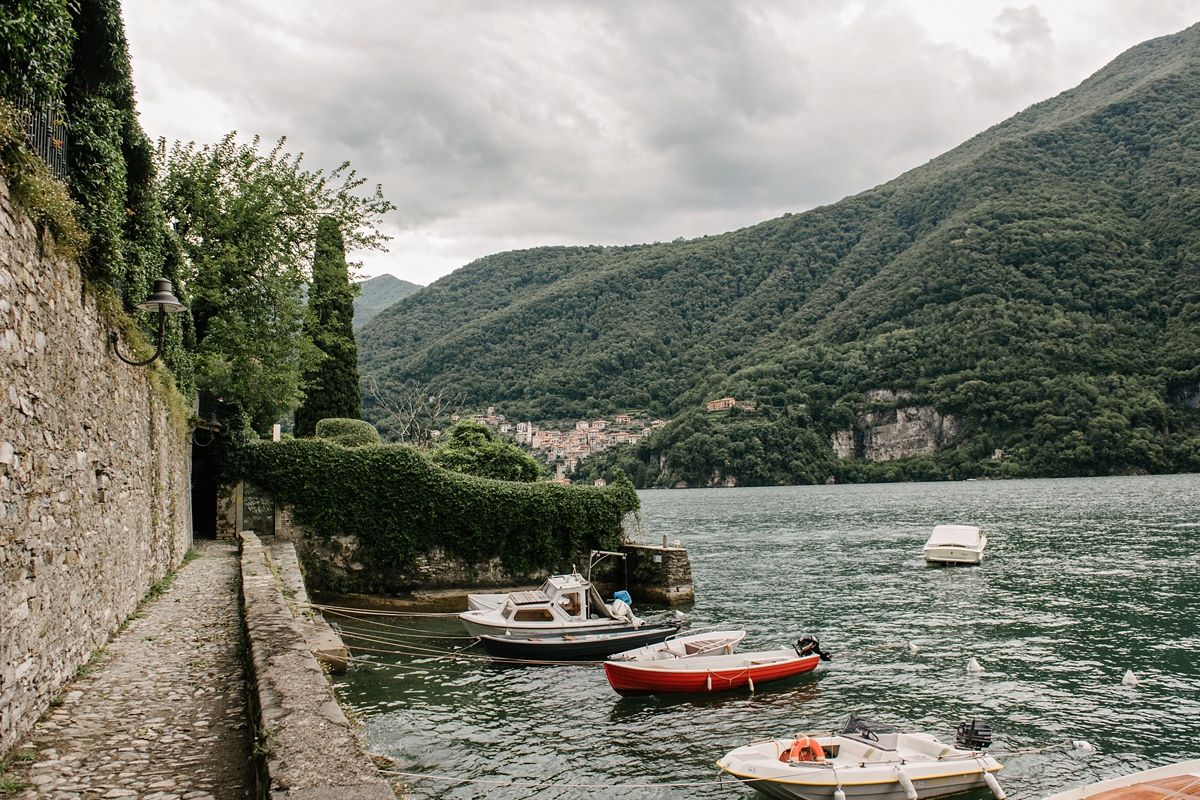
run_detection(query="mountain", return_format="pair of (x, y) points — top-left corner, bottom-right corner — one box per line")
(357, 24), (1200, 485)
(353, 274), (422, 329)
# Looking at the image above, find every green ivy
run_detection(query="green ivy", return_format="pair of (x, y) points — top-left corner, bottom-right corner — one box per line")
(225, 439), (639, 576)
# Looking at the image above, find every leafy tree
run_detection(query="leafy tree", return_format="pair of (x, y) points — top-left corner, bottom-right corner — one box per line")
(0, 0), (75, 101)
(158, 133), (392, 432)
(295, 217), (360, 437)
(429, 421), (540, 482)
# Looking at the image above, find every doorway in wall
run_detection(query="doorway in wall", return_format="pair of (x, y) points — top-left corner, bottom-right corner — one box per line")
(191, 437), (219, 539)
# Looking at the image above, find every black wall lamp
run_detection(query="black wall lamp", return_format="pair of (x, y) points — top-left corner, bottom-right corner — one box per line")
(111, 278), (187, 366)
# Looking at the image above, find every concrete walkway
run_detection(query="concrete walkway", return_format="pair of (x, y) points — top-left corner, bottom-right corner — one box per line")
(4, 540), (254, 800)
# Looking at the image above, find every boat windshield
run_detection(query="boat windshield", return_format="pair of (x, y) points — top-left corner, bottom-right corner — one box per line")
(558, 592), (583, 617)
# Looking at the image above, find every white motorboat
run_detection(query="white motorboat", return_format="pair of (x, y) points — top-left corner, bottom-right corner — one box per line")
(717, 716), (1005, 800)
(608, 630), (746, 662)
(459, 572), (642, 637)
(1042, 759), (1200, 800)
(923, 524), (987, 564)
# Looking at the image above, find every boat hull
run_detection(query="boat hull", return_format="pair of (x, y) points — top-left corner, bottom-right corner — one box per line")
(728, 771), (992, 800)
(604, 651), (819, 695)
(460, 615), (637, 638)
(923, 544), (985, 564)
(478, 623), (682, 661)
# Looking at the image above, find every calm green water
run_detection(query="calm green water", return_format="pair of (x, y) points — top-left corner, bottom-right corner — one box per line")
(333, 474), (1200, 800)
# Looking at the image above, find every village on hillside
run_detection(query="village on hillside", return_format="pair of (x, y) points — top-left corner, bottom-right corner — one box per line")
(454, 406), (667, 480)
(459, 397), (756, 481)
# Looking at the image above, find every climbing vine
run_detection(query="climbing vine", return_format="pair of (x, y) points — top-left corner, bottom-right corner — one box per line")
(224, 439), (639, 576)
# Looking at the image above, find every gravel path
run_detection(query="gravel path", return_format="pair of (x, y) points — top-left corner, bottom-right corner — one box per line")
(3, 540), (254, 800)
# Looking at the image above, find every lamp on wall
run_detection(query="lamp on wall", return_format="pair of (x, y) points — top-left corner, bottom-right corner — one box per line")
(111, 278), (186, 366)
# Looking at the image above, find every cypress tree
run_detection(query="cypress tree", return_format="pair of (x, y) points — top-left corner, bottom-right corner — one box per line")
(295, 217), (361, 437)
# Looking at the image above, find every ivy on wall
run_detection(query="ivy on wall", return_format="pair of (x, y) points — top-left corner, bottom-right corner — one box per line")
(225, 439), (639, 576)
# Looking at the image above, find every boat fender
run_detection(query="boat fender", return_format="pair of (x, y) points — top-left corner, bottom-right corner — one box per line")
(983, 770), (1006, 799)
(706, 674), (712, 691)
(748, 677), (755, 692)
(778, 736), (826, 763)
(796, 634), (831, 661)
(896, 769), (918, 800)
(833, 789), (846, 800)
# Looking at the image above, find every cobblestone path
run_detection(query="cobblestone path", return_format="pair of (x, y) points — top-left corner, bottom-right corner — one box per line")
(4, 540), (254, 800)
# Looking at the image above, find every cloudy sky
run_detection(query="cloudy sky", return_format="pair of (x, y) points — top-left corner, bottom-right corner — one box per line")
(123, 1), (1200, 285)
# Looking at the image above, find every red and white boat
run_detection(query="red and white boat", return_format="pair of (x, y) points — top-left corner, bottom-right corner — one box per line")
(603, 635), (829, 696)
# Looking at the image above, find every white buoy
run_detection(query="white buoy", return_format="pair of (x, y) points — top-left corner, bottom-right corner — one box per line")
(1122, 669), (1138, 686)
(748, 677), (755, 692)
(897, 769), (919, 800)
(967, 657), (983, 674)
(1073, 740), (1096, 752)
(983, 770), (1007, 799)
(706, 675), (712, 691)
(908, 641), (920, 654)
(674, 610), (686, 619)
(834, 789), (846, 800)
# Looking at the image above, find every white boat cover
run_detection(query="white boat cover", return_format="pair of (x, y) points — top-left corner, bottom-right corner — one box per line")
(926, 525), (982, 548)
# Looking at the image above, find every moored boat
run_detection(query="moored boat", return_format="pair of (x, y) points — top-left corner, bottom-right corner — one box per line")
(477, 620), (683, 662)
(603, 635), (828, 696)
(1042, 759), (1200, 800)
(459, 571), (641, 637)
(923, 524), (987, 565)
(717, 716), (1006, 800)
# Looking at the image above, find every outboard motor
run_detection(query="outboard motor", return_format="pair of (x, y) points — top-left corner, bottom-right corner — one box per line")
(795, 634), (832, 661)
(955, 719), (993, 750)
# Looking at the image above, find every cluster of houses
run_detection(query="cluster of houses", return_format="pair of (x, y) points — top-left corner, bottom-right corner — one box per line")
(458, 397), (748, 481)
(458, 408), (666, 480)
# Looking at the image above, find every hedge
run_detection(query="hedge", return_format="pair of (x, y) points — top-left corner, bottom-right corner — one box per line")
(227, 439), (639, 576)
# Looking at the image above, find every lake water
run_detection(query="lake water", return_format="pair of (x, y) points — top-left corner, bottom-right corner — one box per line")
(331, 474), (1200, 799)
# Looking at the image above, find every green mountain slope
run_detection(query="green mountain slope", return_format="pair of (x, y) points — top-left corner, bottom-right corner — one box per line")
(353, 273), (422, 330)
(358, 24), (1200, 484)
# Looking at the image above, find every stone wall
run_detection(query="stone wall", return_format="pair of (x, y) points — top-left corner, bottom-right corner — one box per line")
(226, 489), (695, 606)
(832, 401), (961, 463)
(0, 178), (192, 755)
(239, 532), (393, 800)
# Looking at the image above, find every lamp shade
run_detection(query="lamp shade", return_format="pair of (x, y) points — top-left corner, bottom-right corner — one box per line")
(135, 278), (186, 313)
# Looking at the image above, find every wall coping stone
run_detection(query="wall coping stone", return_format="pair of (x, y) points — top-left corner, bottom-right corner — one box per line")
(239, 531), (393, 800)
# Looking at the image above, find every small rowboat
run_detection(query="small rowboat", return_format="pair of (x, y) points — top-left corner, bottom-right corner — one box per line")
(603, 635), (828, 696)
(477, 620), (683, 662)
(718, 716), (1006, 800)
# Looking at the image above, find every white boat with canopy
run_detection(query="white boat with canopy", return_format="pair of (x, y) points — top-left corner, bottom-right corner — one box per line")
(923, 525), (987, 565)
(459, 571), (642, 637)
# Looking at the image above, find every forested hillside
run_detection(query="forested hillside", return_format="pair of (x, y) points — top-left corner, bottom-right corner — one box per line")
(353, 273), (422, 329)
(358, 24), (1200, 485)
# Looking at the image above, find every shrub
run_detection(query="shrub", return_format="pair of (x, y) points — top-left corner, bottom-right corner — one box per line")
(314, 417), (381, 447)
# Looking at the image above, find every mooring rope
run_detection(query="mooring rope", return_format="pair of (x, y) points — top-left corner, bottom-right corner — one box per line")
(320, 610), (478, 639)
(305, 602), (462, 618)
(991, 740), (1099, 759)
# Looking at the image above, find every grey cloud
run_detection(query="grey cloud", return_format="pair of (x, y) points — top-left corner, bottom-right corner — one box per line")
(992, 5), (1054, 50)
(123, 0), (1200, 281)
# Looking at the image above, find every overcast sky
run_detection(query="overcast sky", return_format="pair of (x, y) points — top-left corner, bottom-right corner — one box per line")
(123, 1), (1200, 285)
